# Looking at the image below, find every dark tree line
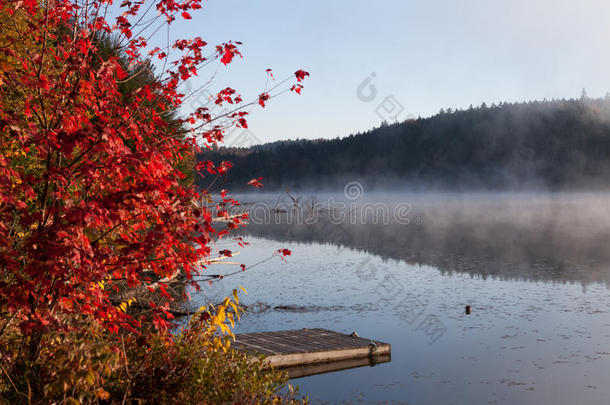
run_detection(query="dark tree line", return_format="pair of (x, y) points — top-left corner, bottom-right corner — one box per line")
(198, 96), (610, 191)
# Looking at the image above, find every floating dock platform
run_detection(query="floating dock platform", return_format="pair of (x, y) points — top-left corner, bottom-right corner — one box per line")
(233, 328), (391, 378)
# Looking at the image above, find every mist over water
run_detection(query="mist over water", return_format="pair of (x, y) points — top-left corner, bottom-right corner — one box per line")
(233, 191), (610, 286)
(193, 191), (610, 403)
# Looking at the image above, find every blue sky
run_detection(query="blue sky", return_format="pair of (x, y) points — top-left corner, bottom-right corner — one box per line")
(155, 0), (610, 143)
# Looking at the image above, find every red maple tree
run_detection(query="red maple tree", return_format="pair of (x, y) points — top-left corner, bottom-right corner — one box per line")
(0, 0), (307, 369)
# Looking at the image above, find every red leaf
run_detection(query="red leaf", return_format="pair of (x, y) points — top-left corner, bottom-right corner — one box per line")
(247, 177), (263, 188)
(258, 93), (270, 108)
(295, 70), (310, 82)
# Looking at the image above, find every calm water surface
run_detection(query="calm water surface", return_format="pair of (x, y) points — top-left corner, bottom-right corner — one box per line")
(191, 193), (610, 404)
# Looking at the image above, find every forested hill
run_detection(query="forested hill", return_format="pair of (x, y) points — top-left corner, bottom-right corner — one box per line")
(197, 97), (610, 191)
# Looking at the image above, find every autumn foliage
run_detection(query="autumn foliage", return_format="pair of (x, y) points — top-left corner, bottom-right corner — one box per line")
(0, 0), (307, 402)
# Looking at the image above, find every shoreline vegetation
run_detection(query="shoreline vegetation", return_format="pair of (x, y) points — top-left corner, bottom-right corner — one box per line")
(201, 96), (610, 192)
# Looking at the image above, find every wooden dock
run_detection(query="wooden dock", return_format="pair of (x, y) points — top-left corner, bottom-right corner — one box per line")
(233, 328), (391, 378)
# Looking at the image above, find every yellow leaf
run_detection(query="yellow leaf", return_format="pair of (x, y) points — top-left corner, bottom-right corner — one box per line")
(85, 371), (95, 386)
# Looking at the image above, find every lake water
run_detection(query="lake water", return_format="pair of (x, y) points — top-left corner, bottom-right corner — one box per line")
(191, 192), (610, 404)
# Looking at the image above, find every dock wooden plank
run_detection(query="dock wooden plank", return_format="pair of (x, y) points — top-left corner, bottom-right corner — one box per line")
(233, 328), (391, 370)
